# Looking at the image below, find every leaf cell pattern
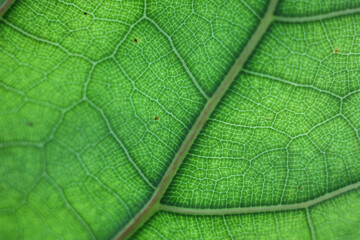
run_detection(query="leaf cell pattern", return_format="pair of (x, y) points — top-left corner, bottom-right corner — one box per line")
(0, 0), (359, 239)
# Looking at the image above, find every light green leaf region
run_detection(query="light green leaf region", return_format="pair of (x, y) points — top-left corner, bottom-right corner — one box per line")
(0, 0), (359, 240)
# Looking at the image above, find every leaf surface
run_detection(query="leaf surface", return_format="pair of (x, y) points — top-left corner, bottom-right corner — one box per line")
(0, 0), (359, 239)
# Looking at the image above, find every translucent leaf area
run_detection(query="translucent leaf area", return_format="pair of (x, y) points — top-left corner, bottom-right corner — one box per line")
(0, 0), (359, 239)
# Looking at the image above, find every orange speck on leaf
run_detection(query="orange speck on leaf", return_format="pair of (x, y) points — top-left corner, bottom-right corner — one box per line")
(155, 116), (159, 120)
(334, 49), (339, 53)
(298, 185), (302, 190)
(134, 38), (138, 43)
(265, 118), (269, 121)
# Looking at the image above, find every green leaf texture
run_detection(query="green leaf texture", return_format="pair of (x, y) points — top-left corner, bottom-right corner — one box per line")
(0, 0), (359, 239)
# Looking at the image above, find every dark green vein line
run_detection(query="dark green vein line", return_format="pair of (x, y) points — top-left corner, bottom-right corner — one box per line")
(87, 100), (156, 190)
(145, 17), (210, 100)
(242, 69), (342, 99)
(113, 0), (279, 239)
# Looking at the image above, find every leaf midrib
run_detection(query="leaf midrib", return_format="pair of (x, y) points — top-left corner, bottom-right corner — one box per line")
(114, 0), (279, 239)
(0, 0), (15, 18)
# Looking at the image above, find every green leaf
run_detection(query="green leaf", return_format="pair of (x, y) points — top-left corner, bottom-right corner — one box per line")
(1, 0), (359, 239)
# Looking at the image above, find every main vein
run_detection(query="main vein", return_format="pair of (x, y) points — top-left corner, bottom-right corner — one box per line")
(0, 0), (16, 18)
(113, 0), (279, 239)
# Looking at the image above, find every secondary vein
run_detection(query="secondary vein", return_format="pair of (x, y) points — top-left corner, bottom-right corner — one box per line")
(274, 7), (360, 23)
(158, 181), (360, 215)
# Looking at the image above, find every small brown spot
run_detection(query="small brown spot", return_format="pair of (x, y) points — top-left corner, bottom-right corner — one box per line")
(334, 49), (339, 53)
(134, 38), (138, 43)
(84, 12), (87, 15)
(28, 122), (33, 127)
(265, 118), (269, 121)
(155, 116), (159, 120)
(298, 185), (301, 190)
